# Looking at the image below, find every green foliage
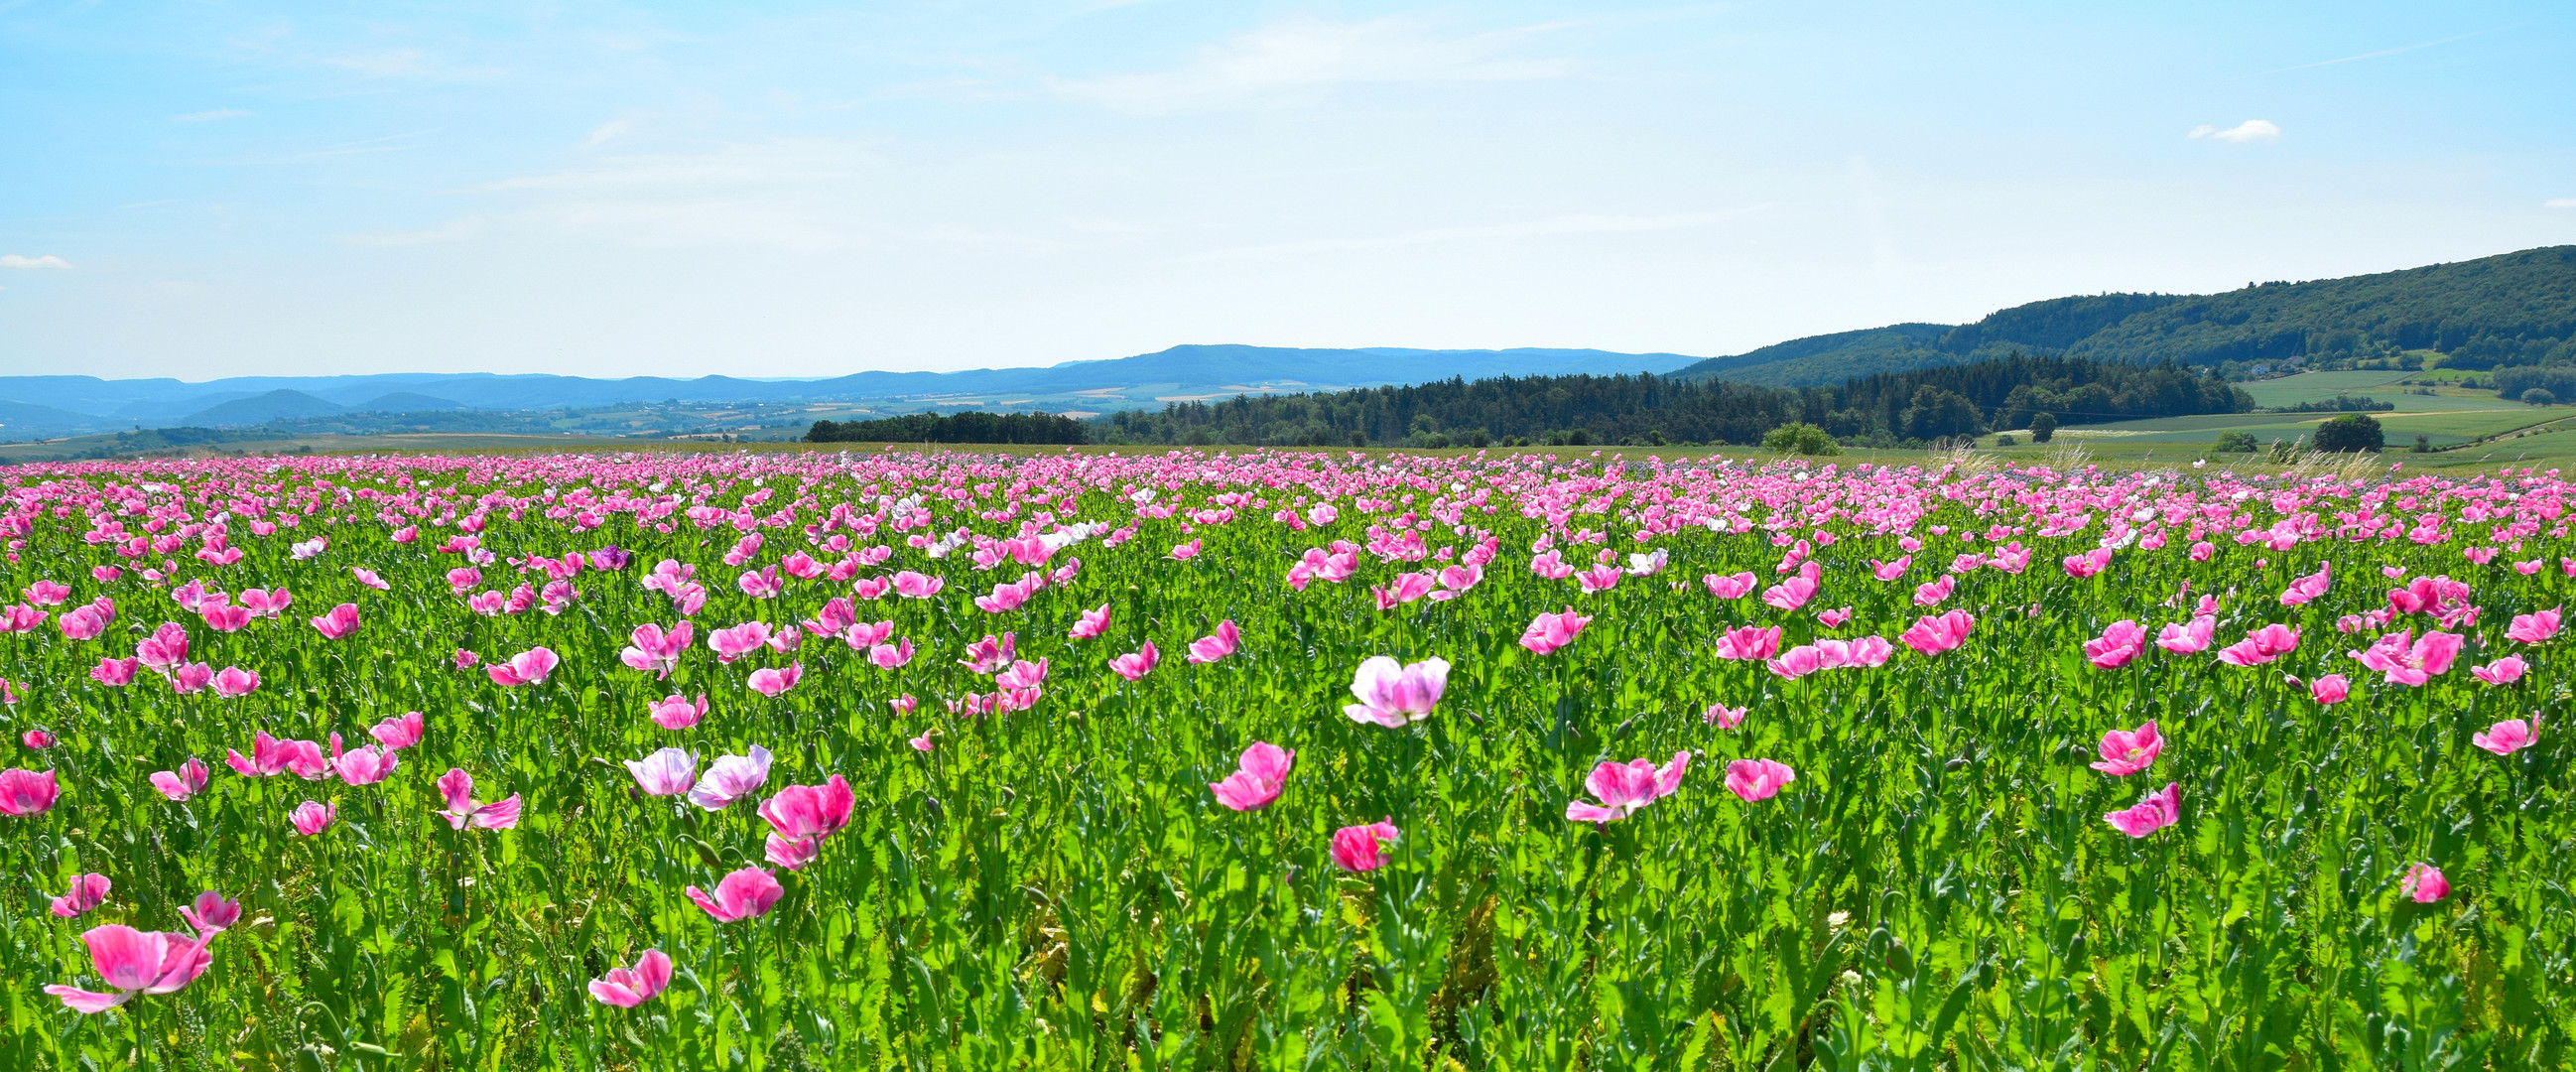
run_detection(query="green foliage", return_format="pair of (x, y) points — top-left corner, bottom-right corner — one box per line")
(2272, 393), (2397, 413)
(2313, 413), (2386, 453)
(1761, 422), (1840, 455)
(2214, 430), (2260, 453)
(2523, 389), (2559, 407)
(2028, 412), (2057, 442)
(1993, 434), (2017, 447)
(807, 410), (1090, 445)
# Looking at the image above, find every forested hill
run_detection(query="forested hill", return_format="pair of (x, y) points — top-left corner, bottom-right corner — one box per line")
(1669, 245), (2576, 386)
(1097, 353), (2248, 448)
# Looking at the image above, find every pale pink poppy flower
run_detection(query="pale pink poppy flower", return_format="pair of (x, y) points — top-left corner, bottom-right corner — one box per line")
(288, 801), (336, 836)
(687, 746), (773, 811)
(1702, 571), (1757, 599)
(180, 891), (239, 937)
(91, 566), (122, 583)
(90, 657), (140, 686)
(588, 949), (674, 1007)
(908, 731), (936, 753)
(957, 633), (1017, 675)
(737, 566), (783, 600)
(2472, 655), (2527, 685)
(447, 567), (482, 595)
(801, 598), (857, 639)
(1573, 564), (1623, 594)
(51, 873), (110, 918)
(1913, 575), (1955, 606)
(350, 567), (390, 591)
(2473, 719), (2535, 755)
(994, 658), (1049, 691)
(452, 649), (482, 670)
(208, 666), (260, 699)
(649, 694), (708, 730)
(688, 866), (784, 922)
(56, 605), (107, 641)
(308, 603), (360, 639)
(1068, 603), (1111, 641)
(170, 662), (215, 695)
(1765, 644), (1826, 680)
(466, 591), (507, 616)
(851, 576), (893, 601)
(1168, 539), (1203, 561)
(2155, 615), (2216, 654)
(150, 757), (210, 801)
(22, 581), (69, 606)
(2215, 623), (2300, 667)
(888, 695), (917, 716)
(841, 619), (896, 650)
(1714, 625), (1781, 662)
(238, 588), (293, 618)
(868, 639), (916, 669)
(435, 769), (523, 830)
(625, 748), (697, 797)
(619, 621), (693, 677)
(1704, 703), (1747, 729)
(333, 744), (398, 786)
(42, 925), (213, 1013)
(1520, 608), (1591, 656)
(2402, 863), (2450, 903)
(2352, 629), (2462, 685)
(2507, 608), (2562, 644)
(1528, 550), (1576, 581)
(2084, 620), (2147, 669)
(370, 712), (425, 750)
(1871, 556), (1912, 582)
(892, 571), (945, 599)
(1898, 609), (1976, 656)
(2089, 721), (2161, 775)
(747, 663), (804, 697)
(1568, 752), (1692, 821)
(2310, 674), (2351, 705)
(1187, 620), (1242, 664)
(760, 775), (855, 842)
(0, 768), (61, 816)
(1109, 641), (1159, 681)
(225, 732), (329, 779)
(1722, 757), (1794, 803)
(22, 730), (53, 750)
(2188, 541), (2215, 562)
(1762, 572), (1819, 612)
(1344, 656), (1450, 727)
(1816, 606), (1854, 627)
(766, 832), (822, 871)
(707, 621), (774, 664)
(2278, 563), (2332, 606)
(199, 603), (251, 633)
(1331, 820), (1400, 871)
(136, 621), (190, 671)
(2062, 548), (2113, 579)
(1210, 742), (1295, 811)
(485, 647), (560, 687)
(2104, 782), (2181, 838)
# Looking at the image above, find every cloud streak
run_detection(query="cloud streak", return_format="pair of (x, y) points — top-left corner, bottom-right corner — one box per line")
(2189, 120), (2281, 143)
(172, 109), (253, 123)
(1049, 16), (1572, 114)
(1196, 208), (1763, 261)
(0, 254), (71, 269)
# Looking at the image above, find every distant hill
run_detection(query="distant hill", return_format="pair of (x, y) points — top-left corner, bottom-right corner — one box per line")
(0, 345), (1696, 432)
(1673, 246), (2576, 386)
(182, 389), (345, 428)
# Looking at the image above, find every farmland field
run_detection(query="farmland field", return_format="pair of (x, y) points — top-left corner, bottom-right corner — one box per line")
(0, 449), (2571, 1069)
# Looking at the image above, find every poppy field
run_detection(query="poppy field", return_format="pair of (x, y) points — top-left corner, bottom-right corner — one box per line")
(0, 447), (2569, 1070)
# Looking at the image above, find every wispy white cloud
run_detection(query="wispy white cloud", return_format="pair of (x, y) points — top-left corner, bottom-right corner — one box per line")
(480, 140), (869, 249)
(339, 217), (485, 247)
(1049, 16), (1572, 114)
(583, 120), (635, 147)
(1196, 208), (1761, 260)
(2548, 198), (2576, 209)
(2252, 30), (2490, 76)
(2189, 119), (2280, 143)
(172, 109), (253, 123)
(324, 48), (504, 80)
(0, 254), (71, 269)
(303, 130), (435, 158)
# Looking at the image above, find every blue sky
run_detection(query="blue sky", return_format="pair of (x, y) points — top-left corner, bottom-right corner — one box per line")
(2, 1), (2571, 380)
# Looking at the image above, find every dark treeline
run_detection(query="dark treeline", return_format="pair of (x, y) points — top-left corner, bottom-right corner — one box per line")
(1095, 353), (2249, 448)
(807, 411), (1090, 445)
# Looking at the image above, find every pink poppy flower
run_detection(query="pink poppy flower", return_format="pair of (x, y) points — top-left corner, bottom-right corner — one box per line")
(150, 757), (210, 801)
(332, 744), (399, 786)
(1871, 556), (1912, 582)
(2104, 781), (2180, 838)
(2278, 563), (2331, 606)
(1209, 741), (1295, 811)
(1109, 641), (1159, 681)
(2215, 623), (2300, 667)
(435, 769), (523, 830)
(1702, 571), (1757, 599)
(42, 925), (213, 1013)
(759, 775), (855, 842)
(22, 730), (54, 750)
(2507, 608), (2562, 644)
(89, 657), (140, 687)
(51, 873), (110, 918)
(649, 694), (708, 730)
(208, 666), (260, 699)
(1913, 575), (1955, 606)
(180, 890), (239, 937)
(891, 571), (945, 599)
(224, 732), (329, 779)
(2089, 721), (2161, 775)
(625, 747), (697, 796)
(1722, 757), (1794, 803)
(2402, 863), (2449, 903)
(1330, 820), (1400, 871)
(1713, 625), (1782, 662)
(1704, 703), (1747, 729)
(0, 768), (61, 816)
(2155, 615), (2216, 654)
(1344, 656), (1450, 727)
(2473, 719), (2535, 755)
(1068, 603), (1111, 641)
(747, 663), (804, 697)
(588, 949), (674, 1007)
(1898, 609), (1975, 656)
(687, 746), (773, 811)
(1519, 607), (1591, 655)
(2310, 674), (2351, 705)
(2472, 655), (2527, 685)
(2352, 629), (2462, 685)
(308, 603), (360, 639)
(686, 866), (783, 922)
(288, 800), (335, 836)
(2084, 619), (2146, 669)
(1568, 752), (1691, 821)
(1187, 620), (1242, 664)
(370, 711), (425, 750)
(485, 647), (560, 687)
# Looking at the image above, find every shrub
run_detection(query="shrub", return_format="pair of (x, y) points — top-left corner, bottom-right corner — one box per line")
(2028, 412), (2057, 443)
(2311, 414), (2384, 453)
(1761, 423), (1842, 456)
(2213, 430), (2259, 453)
